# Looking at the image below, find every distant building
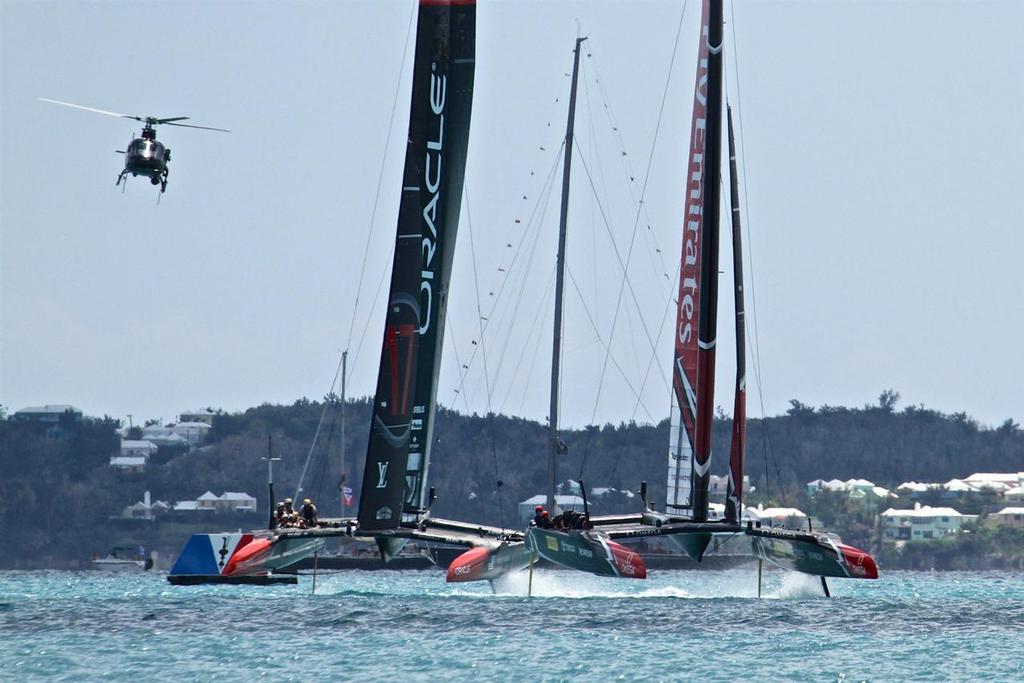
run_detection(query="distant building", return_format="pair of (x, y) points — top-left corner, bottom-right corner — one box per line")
(179, 409), (217, 426)
(880, 503), (969, 541)
(140, 425), (191, 449)
(188, 491), (257, 514)
(963, 472), (1024, 490)
(109, 456), (147, 473)
(807, 478), (895, 508)
(121, 439), (157, 458)
(13, 404), (82, 439)
(218, 491), (257, 513)
(171, 421), (211, 446)
(896, 481), (941, 497)
(117, 491), (170, 520)
(110, 440), (158, 470)
(708, 474), (752, 503)
(897, 473), (1024, 501)
(745, 504), (808, 529)
(988, 507), (1024, 529)
(1005, 486), (1024, 504)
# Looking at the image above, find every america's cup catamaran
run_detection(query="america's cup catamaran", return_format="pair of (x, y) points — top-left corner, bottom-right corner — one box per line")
(448, 0), (878, 591)
(168, 0), (532, 584)
(446, 34), (648, 585)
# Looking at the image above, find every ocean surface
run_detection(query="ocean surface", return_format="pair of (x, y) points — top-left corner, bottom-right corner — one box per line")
(1, 567), (1022, 681)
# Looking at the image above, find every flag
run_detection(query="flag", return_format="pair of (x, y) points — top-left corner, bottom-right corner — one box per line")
(343, 486), (353, 507)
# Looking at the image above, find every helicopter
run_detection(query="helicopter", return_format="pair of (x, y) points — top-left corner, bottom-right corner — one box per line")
(39, 98), (229, 193)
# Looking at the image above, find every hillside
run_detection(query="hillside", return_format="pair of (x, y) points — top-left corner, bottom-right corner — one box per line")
(1, 391), (1022, 566)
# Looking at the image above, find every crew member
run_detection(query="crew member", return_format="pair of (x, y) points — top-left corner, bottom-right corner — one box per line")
(281, 498), (296, 528)
(299, 498), (319, 528)
(532, 505), (546, 528)
(538, 510), (553, 529)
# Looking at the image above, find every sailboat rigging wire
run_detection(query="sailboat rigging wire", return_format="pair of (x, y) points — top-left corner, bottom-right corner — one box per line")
(481, 166), (560, 400)
(577, 8), (687, 472)
(294, 350), (347, 501)
(566, 266), (657, 423)
(727, 0), (786, 502)
(344, 2), (417, 358)
(445, 324), (472, 413)
(506, 264), (557, 415)
(452, 142), (564, 406)
(572, 142), (670, 396)
(585, 37), (674, 283)
(631, 265), (681, 422)
(295, 3), (417, 503)
(464, 187), (506, 525)
(310, 407), (340, 511)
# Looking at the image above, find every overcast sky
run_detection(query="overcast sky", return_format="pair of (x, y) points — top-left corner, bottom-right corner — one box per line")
(2, 0), (1022, 429)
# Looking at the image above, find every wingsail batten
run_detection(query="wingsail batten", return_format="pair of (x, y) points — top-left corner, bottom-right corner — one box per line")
(357, 0), (476, 531)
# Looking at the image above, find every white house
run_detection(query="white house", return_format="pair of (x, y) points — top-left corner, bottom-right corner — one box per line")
(179, 409), (217, 425)
(196, 491), (221, 511)
(989, 507), (1024, 529)
(1005, 486), (1024, 503)
(141, 425), (191, 448)
(896, 481), (939, 495)
(118, 491), (170, 520)
(121, 439), (158, 458)
(808, 478), (895, 507)
(218, 491), (257, 513)
(171, 421), (211, 446)
(190, 491), (257, 514)
(746, 504), (808, 529)
(963, 472), (1024, 490)
(880, 503), (966, 541)
(109, 456), (147, 472)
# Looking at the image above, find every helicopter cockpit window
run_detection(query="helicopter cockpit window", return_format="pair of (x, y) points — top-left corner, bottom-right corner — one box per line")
(129, 140), (155, 158)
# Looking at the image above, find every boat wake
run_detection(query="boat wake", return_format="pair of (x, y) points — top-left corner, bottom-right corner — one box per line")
(483, 570), (692, 599)
(469, 568), (830, 600)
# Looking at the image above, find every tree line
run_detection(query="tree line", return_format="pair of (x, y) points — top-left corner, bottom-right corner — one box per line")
(1, 390), (1021, 566)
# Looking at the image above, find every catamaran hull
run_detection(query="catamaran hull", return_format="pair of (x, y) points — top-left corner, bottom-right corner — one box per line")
(749, 528), (878, 579)
(525, 528), (646, 579)
(223, 534), (326, 576)
(446, 542), (534, 583)
(167, 531), (325, 583)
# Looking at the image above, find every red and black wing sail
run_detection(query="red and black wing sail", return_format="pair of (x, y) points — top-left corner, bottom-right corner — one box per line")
(358, 0), (476, 531)
(668, 0), (723, 521)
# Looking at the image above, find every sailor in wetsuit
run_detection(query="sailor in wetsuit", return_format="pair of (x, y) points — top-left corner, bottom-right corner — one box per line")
(551, 512), (568, 532)
(278, 498), (297, 528)
(532, 505), (546, 528)
(298, 498), (318, 528)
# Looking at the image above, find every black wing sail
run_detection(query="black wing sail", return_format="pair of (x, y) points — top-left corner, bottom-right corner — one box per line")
(358, 0), (476, 531)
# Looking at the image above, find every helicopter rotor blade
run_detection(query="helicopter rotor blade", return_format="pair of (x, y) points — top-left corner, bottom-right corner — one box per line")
(155, 117), (190, 124)
(162, 121), (231, 133)
(39, 97), (142, 122)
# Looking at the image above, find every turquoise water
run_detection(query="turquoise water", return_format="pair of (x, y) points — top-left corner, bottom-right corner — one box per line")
(1, 568), (1022, 681)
